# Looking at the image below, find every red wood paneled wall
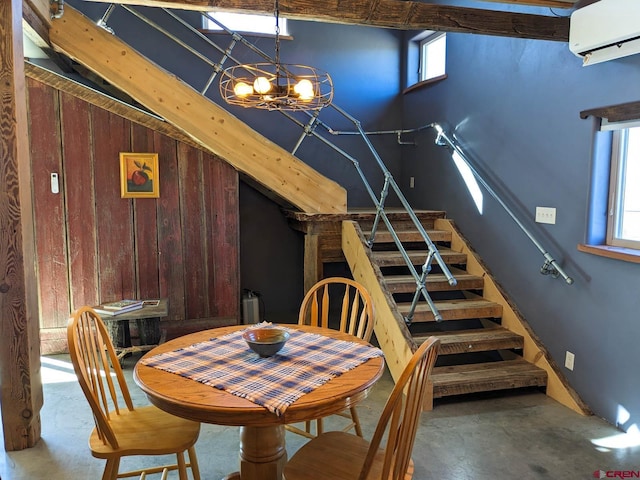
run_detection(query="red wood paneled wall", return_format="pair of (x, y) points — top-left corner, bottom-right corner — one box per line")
(26, 78), (240, 353)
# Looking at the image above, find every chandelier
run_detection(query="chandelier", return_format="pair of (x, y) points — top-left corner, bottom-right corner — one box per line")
(219, 0), (333, 111)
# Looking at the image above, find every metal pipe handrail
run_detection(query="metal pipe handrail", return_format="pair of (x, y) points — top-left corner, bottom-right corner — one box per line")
(316, 116), (574, 285)
(96, 4), (459, 321)
(430, 123), (574, 285)
(284, 104), (457, 321)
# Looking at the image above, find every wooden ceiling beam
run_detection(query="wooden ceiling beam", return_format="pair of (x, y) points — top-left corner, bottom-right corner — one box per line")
(80, 0), (570, 41)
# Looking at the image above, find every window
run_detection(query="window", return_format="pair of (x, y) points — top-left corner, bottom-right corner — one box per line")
(607, 126), (640, 249)
(419, 33), (446, 82)
(579, 101), (640, 261)
(404, 31), (447, 92)
(203, 11), (288, 36)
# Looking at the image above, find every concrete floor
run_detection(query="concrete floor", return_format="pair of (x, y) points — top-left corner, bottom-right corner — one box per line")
(1, 353), (639, 479)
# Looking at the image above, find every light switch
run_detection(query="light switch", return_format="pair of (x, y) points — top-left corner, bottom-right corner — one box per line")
(535, 206), (556, 224)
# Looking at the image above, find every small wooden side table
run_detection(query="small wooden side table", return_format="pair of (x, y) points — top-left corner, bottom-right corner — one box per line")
(98, 299), (169, 363)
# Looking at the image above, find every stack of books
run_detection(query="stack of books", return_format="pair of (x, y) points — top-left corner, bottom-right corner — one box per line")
(94, 299), (144, 316)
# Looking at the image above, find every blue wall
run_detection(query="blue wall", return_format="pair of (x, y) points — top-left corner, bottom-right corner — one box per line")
(401, 30), (640, 428)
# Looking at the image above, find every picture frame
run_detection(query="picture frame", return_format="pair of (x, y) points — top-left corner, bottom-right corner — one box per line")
(119, 152), (159, 198)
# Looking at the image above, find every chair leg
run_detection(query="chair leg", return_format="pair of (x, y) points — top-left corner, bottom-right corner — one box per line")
(177, 451), (188, 480)
(188, 446), (201, 480)
(350, 406), (363, 437)
(404, 458), (415, 480)
(102, 458), (120, 480)
(422, 381), (434, 411)
(304, 420), (313, 436)
(285, 423), (317, 439)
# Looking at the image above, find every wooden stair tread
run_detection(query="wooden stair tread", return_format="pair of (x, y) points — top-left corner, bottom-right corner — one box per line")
(373, 248), (467, 267)
(397, 298), (503, 322)
(432, 359), (547, 398)
(364, 229), (452, 243)
(414, 326), (524, 355)
(384, 269), (484, 292)
(343, 210), (447, 228)
(347, 208), (446, 218)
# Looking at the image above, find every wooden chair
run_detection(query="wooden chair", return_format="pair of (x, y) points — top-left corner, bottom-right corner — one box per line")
(284, 337), (440, 480)
(67, 306), (201, 480)
(286, 277), (375, 439)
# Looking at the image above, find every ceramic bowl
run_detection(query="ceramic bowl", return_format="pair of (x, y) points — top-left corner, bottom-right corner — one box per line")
(242, 327), (290, 357)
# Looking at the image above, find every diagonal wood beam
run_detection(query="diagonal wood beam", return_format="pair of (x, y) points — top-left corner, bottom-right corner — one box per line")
(80, 0), (570, 42)
(24, 62), (205, 149)
(49, 5), (347, 214)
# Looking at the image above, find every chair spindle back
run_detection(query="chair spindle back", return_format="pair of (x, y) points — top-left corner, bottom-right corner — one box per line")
(298, 277), (374, 341)
(67, 307), (134, 449)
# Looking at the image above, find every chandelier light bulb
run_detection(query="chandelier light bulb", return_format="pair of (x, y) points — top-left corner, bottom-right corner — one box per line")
(220, 64), (332, 111)
(219, 0), (332, 109)
(233, 82), (253, 97)
(294, 79), (314, 100)
(253, 77), (272, 94)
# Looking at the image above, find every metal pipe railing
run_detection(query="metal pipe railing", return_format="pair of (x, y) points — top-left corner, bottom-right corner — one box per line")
(284, 104), (457, 322)
(430, 123), (574, 285)
(321, 117), (575, 285)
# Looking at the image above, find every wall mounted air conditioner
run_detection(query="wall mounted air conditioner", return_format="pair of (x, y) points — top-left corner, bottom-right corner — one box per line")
(569, 0), (640, 66)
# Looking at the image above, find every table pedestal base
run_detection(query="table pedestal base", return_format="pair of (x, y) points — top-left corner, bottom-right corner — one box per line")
(224, 425), (287, 480)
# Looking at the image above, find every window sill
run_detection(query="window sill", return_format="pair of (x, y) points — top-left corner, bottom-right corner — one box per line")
(403, 74), (447, 95)
(577, 244), (640, 264)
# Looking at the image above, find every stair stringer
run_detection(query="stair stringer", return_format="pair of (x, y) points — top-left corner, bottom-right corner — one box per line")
(342, 220), (416, 384)
(48, 6), (346, 215)
(436, 218), (590, 416)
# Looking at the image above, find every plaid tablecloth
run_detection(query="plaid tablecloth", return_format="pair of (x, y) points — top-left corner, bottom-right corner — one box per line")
(141, 325), (383, 416)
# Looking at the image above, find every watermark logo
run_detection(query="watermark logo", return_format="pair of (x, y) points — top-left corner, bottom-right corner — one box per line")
(594, 471), (640, 478)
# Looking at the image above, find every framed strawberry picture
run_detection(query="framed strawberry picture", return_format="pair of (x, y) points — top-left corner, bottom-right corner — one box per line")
(120, 152), (159, 198)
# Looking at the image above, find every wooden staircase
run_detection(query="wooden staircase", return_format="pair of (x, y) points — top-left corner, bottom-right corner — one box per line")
(355, 211), (549, 405)
(326, 211), (588, 414)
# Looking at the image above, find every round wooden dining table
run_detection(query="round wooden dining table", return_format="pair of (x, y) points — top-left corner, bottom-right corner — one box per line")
(134, 324), (385, 480)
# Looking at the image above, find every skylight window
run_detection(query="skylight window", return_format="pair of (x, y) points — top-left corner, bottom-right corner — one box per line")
(203, 11), (288, 36)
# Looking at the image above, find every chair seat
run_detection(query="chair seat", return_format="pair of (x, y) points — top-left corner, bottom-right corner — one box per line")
(89, 405), (200, 458)
(284, 431), (413, 480)
(283, 333), (437, 480)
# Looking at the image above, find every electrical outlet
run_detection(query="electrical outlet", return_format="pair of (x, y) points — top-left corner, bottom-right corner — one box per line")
(410, 177), (415, 189)
(565, 351), (575, 371)
(535, 206), (556, 224)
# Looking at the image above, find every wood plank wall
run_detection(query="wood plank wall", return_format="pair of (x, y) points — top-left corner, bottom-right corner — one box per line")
(26, 78), (240, 353)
